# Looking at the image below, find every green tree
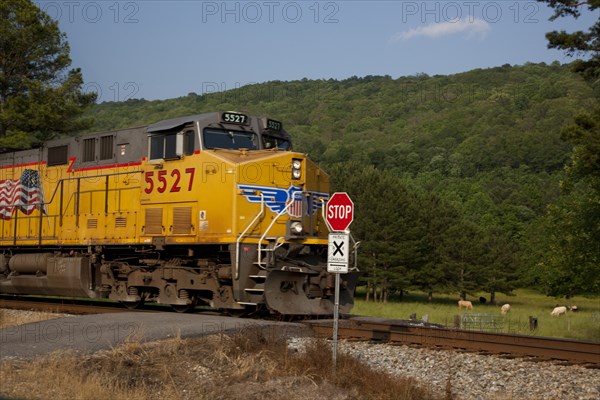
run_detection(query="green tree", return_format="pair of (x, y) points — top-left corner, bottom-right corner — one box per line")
(329, 164), (427, 302)
(539, 0), (600, 82)
(534, 110), (600, 296)
(0, 0), (96, 148)
(533, 0), (600, 297)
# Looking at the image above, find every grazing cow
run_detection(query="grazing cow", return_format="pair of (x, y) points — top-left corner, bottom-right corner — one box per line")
(551, 306), (567, 316)
(569, 305), (578, 312)
(501, 304), (511, 315)
(458, 300), (473, 310)
(479, 297), (487, 304)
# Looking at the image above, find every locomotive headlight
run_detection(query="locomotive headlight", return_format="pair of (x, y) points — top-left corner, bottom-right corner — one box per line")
(291, 158), (302, 180)
(290, 221), (304, 235)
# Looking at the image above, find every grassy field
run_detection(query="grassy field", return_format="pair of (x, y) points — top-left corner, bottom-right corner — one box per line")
(351, 289), (600, 341)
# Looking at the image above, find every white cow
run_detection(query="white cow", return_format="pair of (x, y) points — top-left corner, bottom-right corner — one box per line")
(501, 304), (511, 315)
(458, 300), (473, 310)
(551, 306), (567, 316)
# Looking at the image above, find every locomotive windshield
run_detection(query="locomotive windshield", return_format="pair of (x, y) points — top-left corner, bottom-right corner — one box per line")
(263, 135), (290, 150)
(203, 128), (258, 150)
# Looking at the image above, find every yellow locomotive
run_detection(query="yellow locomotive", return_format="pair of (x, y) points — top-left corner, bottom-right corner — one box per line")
(0, 112), (358, 314)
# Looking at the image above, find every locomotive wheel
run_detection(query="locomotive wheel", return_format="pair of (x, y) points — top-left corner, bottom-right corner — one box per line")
(170, 297), (198, 313)
(121, 300), (144, 309)
(170, 304), (194, 313)
(225, 307), (250, 318)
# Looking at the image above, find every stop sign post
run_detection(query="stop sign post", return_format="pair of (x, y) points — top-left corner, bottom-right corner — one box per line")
(326, 192), (354, 271)
(326, 192), (354, 232)
(325, 192), (354, 371)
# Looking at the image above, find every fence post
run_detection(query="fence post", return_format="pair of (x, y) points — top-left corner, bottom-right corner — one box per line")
(529, 316), (538, 332)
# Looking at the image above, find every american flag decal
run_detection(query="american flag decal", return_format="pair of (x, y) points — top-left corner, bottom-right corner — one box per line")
(0, 169), (47, 220)
(288, 191), (304, 218)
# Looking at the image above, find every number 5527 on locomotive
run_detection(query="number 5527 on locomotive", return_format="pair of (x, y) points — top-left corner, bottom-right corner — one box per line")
(0, 112), (359, 315)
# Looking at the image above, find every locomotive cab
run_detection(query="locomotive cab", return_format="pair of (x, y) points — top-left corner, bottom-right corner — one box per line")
(0, 112), (359, 315)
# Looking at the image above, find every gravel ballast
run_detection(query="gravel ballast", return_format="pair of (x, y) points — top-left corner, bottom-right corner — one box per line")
(289, 338), (600, 400)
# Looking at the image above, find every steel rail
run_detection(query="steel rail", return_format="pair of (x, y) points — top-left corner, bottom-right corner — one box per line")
(0, 297), (161, 315)
(307, 316), (600, 366)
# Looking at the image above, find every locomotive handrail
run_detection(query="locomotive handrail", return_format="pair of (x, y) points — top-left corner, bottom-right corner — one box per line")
(234, 193), (264, 280)
(256, 191), (303, 268)
(4, 170), (143, 246)
(349, 233), (361, 272)
(46, 170), (143, 231)
(1, 170), (141, 210)
(41, 170), (143, 207)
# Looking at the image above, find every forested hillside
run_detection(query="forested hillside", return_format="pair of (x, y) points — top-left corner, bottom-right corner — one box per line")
(81, 62), (599, 301)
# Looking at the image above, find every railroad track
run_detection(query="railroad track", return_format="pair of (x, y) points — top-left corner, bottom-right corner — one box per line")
(307, 316), (600, 367)
(0, 296), (164, 315)
(3, 297), (599, 367)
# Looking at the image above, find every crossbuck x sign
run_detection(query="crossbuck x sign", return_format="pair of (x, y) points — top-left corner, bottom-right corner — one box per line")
(327, 233), (349, 273)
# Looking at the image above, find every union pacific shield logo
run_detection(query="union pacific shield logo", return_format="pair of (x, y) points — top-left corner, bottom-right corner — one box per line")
(238, 184), (328, 217)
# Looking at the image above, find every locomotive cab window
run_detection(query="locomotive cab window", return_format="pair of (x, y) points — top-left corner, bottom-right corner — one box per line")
(203, 128), (258, 150)
(263, 135), (291, 150)
(149, 130), (195, 160)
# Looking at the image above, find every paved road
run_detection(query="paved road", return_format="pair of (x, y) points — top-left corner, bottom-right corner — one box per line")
(0, 312), (311, 360)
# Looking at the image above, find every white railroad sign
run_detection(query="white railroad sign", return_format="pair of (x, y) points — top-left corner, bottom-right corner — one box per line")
(327, 232), (349, 273)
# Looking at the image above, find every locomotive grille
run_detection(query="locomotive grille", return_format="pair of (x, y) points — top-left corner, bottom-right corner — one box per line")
(82, 138), (95, 162)
(173, 207), (192, 234)
(144, 208), (163, 234)
(87, 218), (98, 229)
(115, 216), (127, 228)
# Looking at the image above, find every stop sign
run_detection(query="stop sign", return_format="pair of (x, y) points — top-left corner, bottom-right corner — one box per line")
(326, 192), (354, 231)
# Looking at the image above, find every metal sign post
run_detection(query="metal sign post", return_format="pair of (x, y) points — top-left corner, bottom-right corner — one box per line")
(333, 272), (341, 368)
(327, 231), (350, 370)
(324, 192), (354, 371)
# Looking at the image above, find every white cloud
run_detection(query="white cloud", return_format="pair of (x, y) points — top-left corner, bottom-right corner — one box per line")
(390, 18), (491, 42)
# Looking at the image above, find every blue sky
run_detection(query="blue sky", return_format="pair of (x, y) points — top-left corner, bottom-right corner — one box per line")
(38, 0), (599, 101)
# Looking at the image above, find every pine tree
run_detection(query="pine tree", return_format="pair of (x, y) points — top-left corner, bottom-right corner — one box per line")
(539, 0), (600, 82)
(0, 0), (96, 148)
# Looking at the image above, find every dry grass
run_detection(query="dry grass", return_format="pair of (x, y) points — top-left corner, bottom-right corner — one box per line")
(0, 325), (443, 400)
(0, 309), (67, 329)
